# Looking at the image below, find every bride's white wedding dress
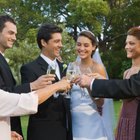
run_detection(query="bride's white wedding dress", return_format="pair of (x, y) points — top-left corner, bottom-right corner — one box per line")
(70, 84), (108, 140)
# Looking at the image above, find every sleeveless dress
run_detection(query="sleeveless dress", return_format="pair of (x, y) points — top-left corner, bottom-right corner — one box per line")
(116, 67), (140, 140)
(70, 84), (108, 140)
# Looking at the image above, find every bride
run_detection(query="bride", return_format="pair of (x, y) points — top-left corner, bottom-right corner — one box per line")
(69, 30), (113, 140)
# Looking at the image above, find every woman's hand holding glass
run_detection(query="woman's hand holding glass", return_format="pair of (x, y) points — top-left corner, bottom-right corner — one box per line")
(88, 73), (106, 79)
(77, 67), (93, 98)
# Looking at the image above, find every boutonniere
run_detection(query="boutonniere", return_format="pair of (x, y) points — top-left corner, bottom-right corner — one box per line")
(62, 63), (67, 72)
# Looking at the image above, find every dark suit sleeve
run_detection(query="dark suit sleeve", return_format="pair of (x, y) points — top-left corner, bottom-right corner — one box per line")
(0, 72), (30, 93)
(20, 64), (38, 83)
(12, 83), (31, 93)
(91, 72), (140, 99)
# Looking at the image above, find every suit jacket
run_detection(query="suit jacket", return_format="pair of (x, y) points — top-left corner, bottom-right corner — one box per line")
(20, 56), (72, 140)
(91, 71), (140, 140)
(0, 53), (30, 136)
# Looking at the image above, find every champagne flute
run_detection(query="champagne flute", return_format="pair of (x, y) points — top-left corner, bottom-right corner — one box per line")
(47, 64), (59, 98)
(80, 67), (92, 99)
(47, 65), (56, 74)
(64, 62), (77, 98)
(66, 62), (76, 82)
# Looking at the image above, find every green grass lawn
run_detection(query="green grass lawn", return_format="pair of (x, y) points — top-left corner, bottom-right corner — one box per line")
(113, 100), (122, 131)
(21, 100), (122, 140)
(21, 115), (29, 139)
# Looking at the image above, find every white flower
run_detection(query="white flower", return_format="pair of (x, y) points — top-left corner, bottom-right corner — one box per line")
(63, 64), (67, 71)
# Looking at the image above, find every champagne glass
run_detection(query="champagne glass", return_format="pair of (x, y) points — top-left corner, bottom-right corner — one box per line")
(47, 64), (59, 98)
(80, 67), (92, 99)
(66, 62), (76, 82)
(47, 64), (56, 74)
(64, 62), (77, 98)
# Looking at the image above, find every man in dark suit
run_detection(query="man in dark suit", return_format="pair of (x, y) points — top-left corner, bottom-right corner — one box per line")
(0, 15), (54, 138)
(75, 72), (140, 140)
(20, 23), (72, 140)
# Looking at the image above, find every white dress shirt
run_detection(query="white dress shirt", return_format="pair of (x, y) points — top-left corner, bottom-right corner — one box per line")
(0, 89), (38, 140)
(40, 54), (60, 79)
(40, 54), (61, 97)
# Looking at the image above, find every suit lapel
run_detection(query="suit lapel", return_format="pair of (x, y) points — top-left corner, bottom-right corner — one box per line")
(57, 60), (66, 78)
(36, 56), (49, 74)
(0, 54), (16, 83)
(36, 56), (66, 81)
(36, 56), (58, 81)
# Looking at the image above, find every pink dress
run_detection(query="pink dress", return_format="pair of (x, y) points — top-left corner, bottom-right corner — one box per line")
(116, 67), (140, 140)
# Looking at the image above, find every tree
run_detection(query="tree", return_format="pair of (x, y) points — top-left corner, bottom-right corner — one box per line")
(1, 0), (140, 79)
(101, 0), (140, 78)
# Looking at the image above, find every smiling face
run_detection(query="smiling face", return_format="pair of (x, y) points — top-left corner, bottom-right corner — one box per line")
(0, 22), (17, 53)
(76, 36), (95, 60)
(41, 33), (63, 60)
(125, 35), (140, 59)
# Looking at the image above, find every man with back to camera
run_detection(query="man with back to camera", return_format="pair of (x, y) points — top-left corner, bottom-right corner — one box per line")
(75, 72), (140, 140)
(0, 14), (54, 138)
(20, 23), (72, 140)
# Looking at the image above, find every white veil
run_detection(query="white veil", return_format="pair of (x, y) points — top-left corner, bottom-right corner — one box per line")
(92, 48), (109, 78)
(92, 48), (115, 140)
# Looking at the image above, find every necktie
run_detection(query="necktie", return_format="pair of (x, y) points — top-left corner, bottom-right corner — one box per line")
(50, 61), (60, 98)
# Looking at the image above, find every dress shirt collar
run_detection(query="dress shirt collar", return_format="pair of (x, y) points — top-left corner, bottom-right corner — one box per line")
(40, 53), (60, 79)
(0, 51), (4, 56)
(40, 53), (57, 67)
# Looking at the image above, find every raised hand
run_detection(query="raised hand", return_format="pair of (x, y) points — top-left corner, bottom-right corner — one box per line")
(88, 73), (106, 79)
(55, 79), (71, 93)
(30, 74), (56, 90)
(74, 74), (93, 88)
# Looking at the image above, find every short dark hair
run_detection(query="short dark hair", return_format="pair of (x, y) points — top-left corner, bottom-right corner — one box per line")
(0, 15), (16, 32)
(37, 23), (63, 49)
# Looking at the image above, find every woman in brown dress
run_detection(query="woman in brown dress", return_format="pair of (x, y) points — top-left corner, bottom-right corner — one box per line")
(116, 26), (140, 140)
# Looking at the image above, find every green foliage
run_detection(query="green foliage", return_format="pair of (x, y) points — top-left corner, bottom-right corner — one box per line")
(61, 30), (76, 64)
(1, 0), (140, 79)
(121, 60), (131, 76)
(101, 49), (126, 79)
(5, 40), (39, 83)
(68, 0), (110, 34)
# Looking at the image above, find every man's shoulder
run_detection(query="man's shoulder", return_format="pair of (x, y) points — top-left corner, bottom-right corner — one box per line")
(21, 58), (39, 71)
(23, 59), (37, 67)
(22, 56), (44, 67)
